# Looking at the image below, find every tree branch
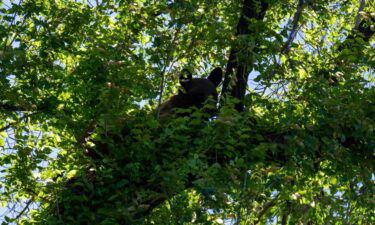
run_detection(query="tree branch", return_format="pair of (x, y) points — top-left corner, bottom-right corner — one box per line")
(268, 0), (306, 80)
(253, 196), (278, 225)
(156, 27), (181, 119)
(15, 197), (34, 221)
(221, 0), (269, 112)
(281, 201), (291, 225)
(280, 0), (305, 54)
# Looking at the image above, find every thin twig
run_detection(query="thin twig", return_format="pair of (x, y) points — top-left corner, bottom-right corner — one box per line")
(15, 197), (34, 221)
(267, 0), (305, 81)
(156, 27), (181, 119)
(234, 167), (250, 225)
(55, 191), (62, 221)
(156, 66), (168, 119)
(87, 0), (94, 7)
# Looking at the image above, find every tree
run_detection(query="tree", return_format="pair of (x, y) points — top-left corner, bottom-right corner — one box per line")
(0, 0), (374, 224)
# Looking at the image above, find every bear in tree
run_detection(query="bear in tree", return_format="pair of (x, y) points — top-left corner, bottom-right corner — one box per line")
(85, 67), (223, 160)
(158, 67), (223, 120)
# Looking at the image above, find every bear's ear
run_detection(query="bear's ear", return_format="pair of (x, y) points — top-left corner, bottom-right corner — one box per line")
(179, 69), (193, 89)
(208, 67), (223, 87)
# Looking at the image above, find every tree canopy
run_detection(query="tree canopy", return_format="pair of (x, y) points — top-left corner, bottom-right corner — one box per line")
(0, 0), (374, 224)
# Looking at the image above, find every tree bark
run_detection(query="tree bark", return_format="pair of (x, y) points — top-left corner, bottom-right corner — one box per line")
(221, 0), (269, 112)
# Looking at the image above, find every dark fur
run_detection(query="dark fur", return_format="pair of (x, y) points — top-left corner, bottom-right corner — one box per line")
(159, 67), (223, 119)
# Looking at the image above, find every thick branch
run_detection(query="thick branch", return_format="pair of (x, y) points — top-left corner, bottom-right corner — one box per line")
(221, 0), (269, 112)
(280, 0), (305, 54)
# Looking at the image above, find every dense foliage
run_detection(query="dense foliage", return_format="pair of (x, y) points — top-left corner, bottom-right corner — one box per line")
(0, 0), (374, 224)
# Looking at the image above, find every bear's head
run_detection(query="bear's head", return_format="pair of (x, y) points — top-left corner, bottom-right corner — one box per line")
(159, 67), (223, 120)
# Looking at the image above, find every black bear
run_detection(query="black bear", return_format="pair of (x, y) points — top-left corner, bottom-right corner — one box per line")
(158, 67), (223, 120)
(86, 67), (222, 159)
